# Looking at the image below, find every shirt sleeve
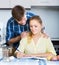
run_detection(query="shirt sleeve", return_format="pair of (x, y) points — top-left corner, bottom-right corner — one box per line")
(17, 37), (27, 53)
(46, 38), (57, 55)
(26, 12), (36, 19)
(6, 19), (14, 42)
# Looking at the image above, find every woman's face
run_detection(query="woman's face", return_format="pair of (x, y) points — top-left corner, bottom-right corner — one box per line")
(30, 19), (42, 35)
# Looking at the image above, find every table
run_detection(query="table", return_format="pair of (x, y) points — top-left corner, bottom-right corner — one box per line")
(0, 57), (59, 65)
(47, 61), (59, 65)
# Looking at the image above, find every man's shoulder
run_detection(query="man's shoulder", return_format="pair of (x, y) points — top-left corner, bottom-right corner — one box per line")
(26, 11), (35, 16)
(8, 17), (14, 20)
(7, 17), (16, 24)
(26, 11), (36, 19)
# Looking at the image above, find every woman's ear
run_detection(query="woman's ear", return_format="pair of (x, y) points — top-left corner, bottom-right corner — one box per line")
(41, 26), (45, 33)
(41, 23), (45, 30)
(42, 26), (45, 30)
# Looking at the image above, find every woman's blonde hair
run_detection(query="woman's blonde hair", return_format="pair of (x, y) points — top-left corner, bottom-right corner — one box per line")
(27, 32), (32, 44)
(29, 15), (42, 25)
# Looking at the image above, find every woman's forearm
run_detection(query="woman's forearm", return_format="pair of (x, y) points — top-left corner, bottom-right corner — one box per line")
(30, 52), (54, 57)
(16, 51), (56, 60)
(24, 52), (55, 60)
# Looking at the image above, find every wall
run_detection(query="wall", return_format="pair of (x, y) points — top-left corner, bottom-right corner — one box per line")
(0, 10), (11, 43)
(31, 6), (59, 40)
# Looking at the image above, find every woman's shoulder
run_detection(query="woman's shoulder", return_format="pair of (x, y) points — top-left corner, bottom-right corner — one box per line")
(41, 35), (51, 41)
(21, 36), (28, 41)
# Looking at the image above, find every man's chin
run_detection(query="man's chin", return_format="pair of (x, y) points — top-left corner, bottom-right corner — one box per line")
(22, 23), (26, 25)
(18, 23), (26, 25)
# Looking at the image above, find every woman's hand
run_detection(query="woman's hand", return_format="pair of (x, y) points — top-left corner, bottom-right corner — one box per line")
(57, 55), (59, 60)
(51, 56), (58, 61)
(17, 52), (25, 58)
(51, 55), (59, 61)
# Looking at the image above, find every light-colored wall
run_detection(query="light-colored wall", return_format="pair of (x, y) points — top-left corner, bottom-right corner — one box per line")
(0, 10), (11, 43)
(31, 6), (59, 40)
(0, 10), (11, 27)
(0, 6), (59, 44)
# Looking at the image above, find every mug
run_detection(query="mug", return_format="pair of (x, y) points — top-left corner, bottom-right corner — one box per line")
(2, 45), (9, 61)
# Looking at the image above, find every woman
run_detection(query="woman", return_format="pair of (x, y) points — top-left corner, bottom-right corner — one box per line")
(15, 16), (57, 60)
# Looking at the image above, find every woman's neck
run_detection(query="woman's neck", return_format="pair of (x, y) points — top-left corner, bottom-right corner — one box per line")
(32, 32), (42, 39)
(32, 33), (42, 44)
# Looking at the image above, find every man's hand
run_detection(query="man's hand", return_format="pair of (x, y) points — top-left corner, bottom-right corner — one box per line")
(21, 31), (28, 38)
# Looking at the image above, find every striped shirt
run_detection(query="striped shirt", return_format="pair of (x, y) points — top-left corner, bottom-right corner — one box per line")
(6, 12), (35, 48)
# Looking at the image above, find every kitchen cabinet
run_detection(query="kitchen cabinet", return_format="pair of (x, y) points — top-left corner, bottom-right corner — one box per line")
(0, 0), (59, 8)
(10, 0), (31, 8)
(31, 0), (59, 6)
(0, 0), (31, 8)
(0, 0), (10, 8)
(49, 0), (59, 6)
(31, 0), (49, 6)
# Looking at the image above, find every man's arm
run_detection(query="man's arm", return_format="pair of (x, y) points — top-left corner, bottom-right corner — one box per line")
(6, 18), (21, 45)
(7, 35), (21, 45)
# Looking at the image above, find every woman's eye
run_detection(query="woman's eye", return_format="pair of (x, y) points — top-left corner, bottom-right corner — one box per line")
(30, 25), (37, 28)
(35, 26), (37, 27)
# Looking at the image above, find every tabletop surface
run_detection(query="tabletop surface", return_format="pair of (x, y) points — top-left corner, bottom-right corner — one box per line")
(0, 57), (59, 65)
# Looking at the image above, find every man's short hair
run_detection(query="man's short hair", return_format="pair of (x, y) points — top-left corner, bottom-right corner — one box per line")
(12, 5), (25, 21)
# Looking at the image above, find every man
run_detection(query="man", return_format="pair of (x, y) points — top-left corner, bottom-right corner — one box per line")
(6, 5), (47, 52)
(6, 5), (35, 49)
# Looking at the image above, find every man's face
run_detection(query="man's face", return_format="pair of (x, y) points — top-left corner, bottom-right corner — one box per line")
(17, 15), (27, 25)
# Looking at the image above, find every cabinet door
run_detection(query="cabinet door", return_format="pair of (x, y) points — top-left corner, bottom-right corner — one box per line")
(0, 0), (10, 8)
(10, 0), (31, 8)
(49, 0), (59, 6)
(31, 0), (49, 6)
(31, 0), (59, 6)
